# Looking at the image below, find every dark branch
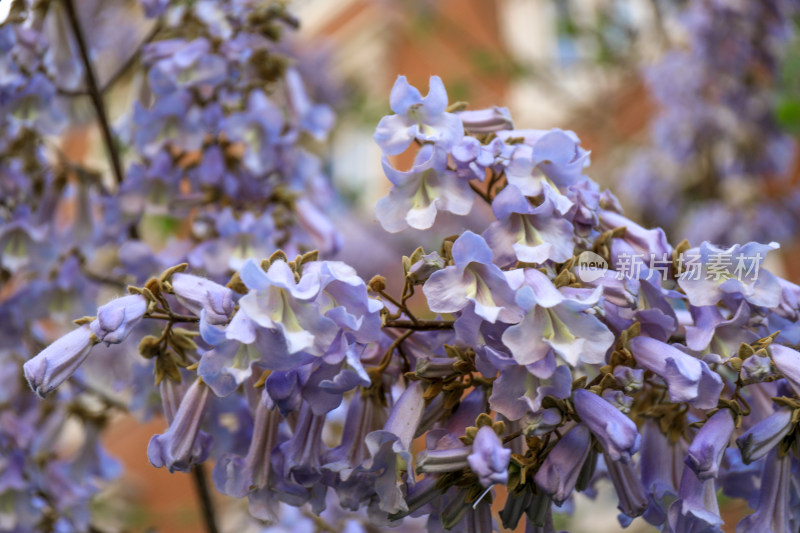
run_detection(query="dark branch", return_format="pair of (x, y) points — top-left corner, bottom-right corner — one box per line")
(384, 319), (455, 330)
(58, 21), (163, 98)
(192, 464), (219, 533)
(62, 0), (125, 186)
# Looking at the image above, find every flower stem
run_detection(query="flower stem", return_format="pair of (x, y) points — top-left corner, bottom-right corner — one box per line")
(62, 0), (125, 186)
(192, 464), (219, 533)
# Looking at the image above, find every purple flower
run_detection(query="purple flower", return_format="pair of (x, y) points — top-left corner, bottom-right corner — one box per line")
(224, 90), (286, 175)
(489, 363), (572, 420)
(423, 231), (522, 324)
(534, 424), (592, 505)
(145, 38), (227, 95)
(502, 268), (614, 367)
(736, 407), (794, 464)
(285, 68), (335, 142)
(23, 325), (96, 398)
(685, 302), (758, 357)
(600, 209), (672, 259)
(677, 242), (782, 308)
(769, 344), (800, 397)
(666, 465), (723, 533)
(686, 409), (735, 480)
(467, 426), (511, 487)
(457, 106), (514, 133)
(89, 294), (148, 345)
(373, 75), (463, 156)
(361, 381), (426, 514)
(640, 420), (684, 509)
(736, 449), (793, 533)
(498, 129), (589, 192)
(148, 378), (213, 473)
(238, 259), (333, 356)
(605, 456), (649, 519)
(375, 145), (473, 232)
(573, 388), (640, 463)
(294, 198), (343, 256)
(277, 402), (327, 489)
(451, 136), (498, 180)
(171, 273), (234, 326)
(483, 184), (575, 266)
(628, 336), (723, 409)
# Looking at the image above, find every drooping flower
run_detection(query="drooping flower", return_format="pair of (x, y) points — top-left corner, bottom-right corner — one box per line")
(573, 389), (640, 463)
(534, 423), (592, 505)
(736, 448), (794, 533)
(628, 336), (723, 409)
(685, 409), (735, 480)
(666, 465), (724, 533)
(769, 344), (800, 397)
(736, 407), (794, 464)
(147, 379), (213, 473)
(605, 455), (649, 520)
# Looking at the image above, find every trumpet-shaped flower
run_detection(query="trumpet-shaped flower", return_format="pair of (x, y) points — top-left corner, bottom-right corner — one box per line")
(423, 231), (522, 324)
(373, 75), (463, 156)
(483, 184), (575, 266)
(375, 145), (473, 232)
(502, 268), (614, 368)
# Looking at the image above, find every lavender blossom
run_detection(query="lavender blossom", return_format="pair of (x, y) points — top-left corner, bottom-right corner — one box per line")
(90, 295), (148, 345)
(685, 409), (735, 480)
(467, 426), (511, 487)
(374, 75), (463, 156)
(148, 379), (213, 473)
(573, 389), (640, 463)
(628, 336), (723, 409)
(23, 326), (96, 398)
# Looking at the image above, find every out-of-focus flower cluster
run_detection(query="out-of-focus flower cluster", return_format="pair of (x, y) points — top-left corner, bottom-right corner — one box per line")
(1, 0), (341, 529)
(21, 63), (800, 532)
(622, 0), (800, 245)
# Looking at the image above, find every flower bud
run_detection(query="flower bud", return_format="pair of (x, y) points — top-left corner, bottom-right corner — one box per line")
(171, 273), (234, 325)
(148, 379), (213, 473)
(467, 426), (511, 487)
(23, 325), (96, 397)
(534, 424), (592, 505)
(686, 409), (735, 480)
(573, 388), (640, 463)
(407, 251), (445, 285)
(90, 295), (147, 344)
(736, 407), (794, 465)
(457, 106), (514, 133)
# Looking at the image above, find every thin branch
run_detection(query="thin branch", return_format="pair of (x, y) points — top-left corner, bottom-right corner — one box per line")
(192, 464), (220, 533)
(144, 312), (200, 323)
(384, 319), (454, 330)
(62, 0), (125, 186)
(58, 21), (163, 97)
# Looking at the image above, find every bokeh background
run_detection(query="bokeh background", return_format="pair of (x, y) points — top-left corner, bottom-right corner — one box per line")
(2, 0), (797, 531)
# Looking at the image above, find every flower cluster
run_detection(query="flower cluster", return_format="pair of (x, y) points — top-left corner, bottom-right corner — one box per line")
(0, 0), (342, 529)
(622, 0), (800, 245)
(22, 71), (800, 532)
